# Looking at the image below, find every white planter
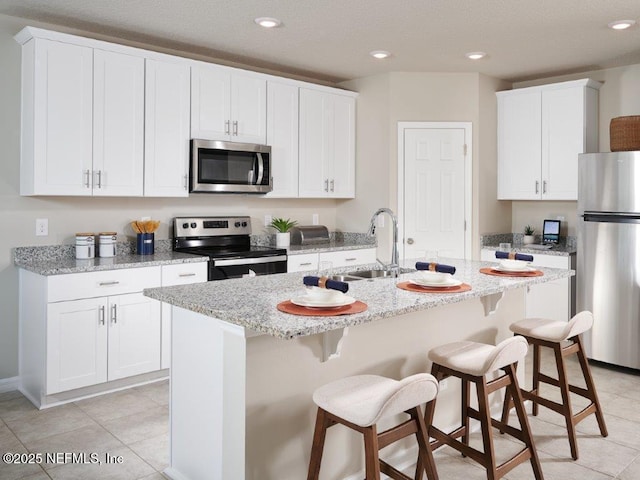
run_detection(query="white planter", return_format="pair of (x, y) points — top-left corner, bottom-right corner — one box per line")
(276, 232), (290, 248)
(523, 235), (535, 245)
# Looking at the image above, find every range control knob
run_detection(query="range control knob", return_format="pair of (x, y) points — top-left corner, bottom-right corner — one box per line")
(182, 223), (189, 229)
(190, 222), (197, 228)
(235, 222), (241, 228)
(242, 221), (248, 227)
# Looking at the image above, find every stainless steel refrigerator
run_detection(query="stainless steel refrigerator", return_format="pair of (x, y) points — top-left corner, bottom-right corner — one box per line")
(578, 151), (640, 369)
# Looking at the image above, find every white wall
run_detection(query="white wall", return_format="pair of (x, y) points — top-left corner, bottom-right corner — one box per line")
(0, 14), (341, 380)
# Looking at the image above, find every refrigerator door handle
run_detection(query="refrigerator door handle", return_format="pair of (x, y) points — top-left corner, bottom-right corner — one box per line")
(583, 212), (640, 224)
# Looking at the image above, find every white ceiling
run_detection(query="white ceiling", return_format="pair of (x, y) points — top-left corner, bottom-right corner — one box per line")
(1, 0), (639, 84)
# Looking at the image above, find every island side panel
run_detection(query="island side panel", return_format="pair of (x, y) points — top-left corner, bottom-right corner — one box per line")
(167, 306), (246, 480)
(245, 288), (526, 480)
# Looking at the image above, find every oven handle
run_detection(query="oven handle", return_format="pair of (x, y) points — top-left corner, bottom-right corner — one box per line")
(255, 153), (264, 185)
(214, 255), (287, 267)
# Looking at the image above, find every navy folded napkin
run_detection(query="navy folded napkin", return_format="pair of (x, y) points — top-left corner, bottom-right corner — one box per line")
(495, 251), (534, 262)
(415, 262), (456, 275)
(303, 276), (349, 294)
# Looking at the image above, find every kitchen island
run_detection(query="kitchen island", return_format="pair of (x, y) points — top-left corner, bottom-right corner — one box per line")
(144, 258), (574, 480)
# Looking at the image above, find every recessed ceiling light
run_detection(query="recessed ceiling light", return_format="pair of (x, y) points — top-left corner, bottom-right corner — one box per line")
(254, 17), (282, 28)
(608, 20), (636, 30)
(370, 50), (391, 59)
(465, 51), (487, 60)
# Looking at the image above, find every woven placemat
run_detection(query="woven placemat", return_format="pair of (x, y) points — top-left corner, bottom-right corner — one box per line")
(479, 267), (543, 277)
(277, 300), (368, 316)
(397, 281), (471, 293)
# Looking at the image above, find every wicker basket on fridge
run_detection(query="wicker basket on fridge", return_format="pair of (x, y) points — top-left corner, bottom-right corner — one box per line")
(610, 116), (640, 152)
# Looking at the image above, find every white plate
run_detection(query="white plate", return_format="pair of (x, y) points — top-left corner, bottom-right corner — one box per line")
(410, 277), (462, 288)
(498, 259), (530, 271)
(492, 265), (536, 273)
(290, 294), (356, 308)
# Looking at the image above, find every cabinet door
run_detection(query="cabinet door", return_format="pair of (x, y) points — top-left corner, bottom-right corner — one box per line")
(93, 49), (144, 196)
(287, 253), (319, 273)
(329, 94), (355, 198)
(144, 59), (191, 197)
(47, 298), (108, 394)
(231, 73), (266, 144)
(28, 39), (93, 195)
(541, 86), (584, 200)
(319, 248), (376, 268)
(497, 91), (542, 200)
(266, 81), (299, 197)
(107, 293), (161, 381)
(299, 88), (330, 197)
(191, 64), (231, 140)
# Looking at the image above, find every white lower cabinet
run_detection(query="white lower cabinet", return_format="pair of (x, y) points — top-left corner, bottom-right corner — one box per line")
(481, 249), (572, 322)
(287, 248), (377, 273)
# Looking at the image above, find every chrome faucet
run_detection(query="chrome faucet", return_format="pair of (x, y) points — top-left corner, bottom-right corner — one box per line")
(368, 208), (399, 274)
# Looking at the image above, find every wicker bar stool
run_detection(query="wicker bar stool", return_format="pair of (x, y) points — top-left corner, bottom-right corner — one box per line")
(418, 336), (543, 480)
(502, 311), (608, 460)
(307, 373), (440, 480)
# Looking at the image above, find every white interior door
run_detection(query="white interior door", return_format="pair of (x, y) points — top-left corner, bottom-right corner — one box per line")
(401, 125), (469, 260)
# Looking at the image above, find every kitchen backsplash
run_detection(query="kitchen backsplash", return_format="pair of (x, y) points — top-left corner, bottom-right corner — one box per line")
(481, 232), (577, 249)
(251, 231), (375, 247)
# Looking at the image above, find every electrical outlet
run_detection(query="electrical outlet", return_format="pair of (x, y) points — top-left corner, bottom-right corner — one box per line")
(36, 218), (48, 236)
(312, 214), (319, 225)
(264, 214), (272, 227)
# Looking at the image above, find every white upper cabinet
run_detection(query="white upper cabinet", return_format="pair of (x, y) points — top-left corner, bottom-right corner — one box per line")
(265, 81), (299, 197)
(497, 79), (601, 200)
(21, 38), (93, 195)
(299, 88), (355, 198)
(191, 64), (266, 144)
(93, 49), (145, 196)
(144, 59), (191, 197)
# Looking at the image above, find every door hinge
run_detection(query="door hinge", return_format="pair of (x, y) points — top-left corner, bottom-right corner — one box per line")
(463, 144), (468, 156)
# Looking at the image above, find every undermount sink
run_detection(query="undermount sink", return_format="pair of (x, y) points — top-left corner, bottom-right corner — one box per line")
(346, 267), (415, 279)
(328, 274), (364, 282)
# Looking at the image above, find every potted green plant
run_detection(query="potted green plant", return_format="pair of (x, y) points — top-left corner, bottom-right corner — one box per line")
(523, 225), (536, 245)
(270, 217), (298, 247)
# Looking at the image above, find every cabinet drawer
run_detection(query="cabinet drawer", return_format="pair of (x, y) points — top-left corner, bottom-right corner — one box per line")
(529, 254), (570, 269)
(48, 266), (162, 303)
(287, 253), (319, 272)
(319, 248), (376, 268)
(162, 262), (208, 286)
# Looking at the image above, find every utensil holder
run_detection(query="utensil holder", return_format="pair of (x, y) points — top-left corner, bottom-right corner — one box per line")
(137, 233), (154, 255)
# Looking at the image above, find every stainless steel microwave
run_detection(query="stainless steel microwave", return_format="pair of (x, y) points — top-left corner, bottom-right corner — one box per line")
(190, 139), (272, 193)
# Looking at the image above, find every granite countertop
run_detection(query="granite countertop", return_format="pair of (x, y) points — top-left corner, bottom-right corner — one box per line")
(481, 243), (576, 256)
(286, 241), (376, 255)
(144, 258), (574, 340)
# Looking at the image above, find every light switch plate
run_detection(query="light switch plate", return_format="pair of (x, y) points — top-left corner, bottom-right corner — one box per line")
(312, 214), (319, 225)
(264, 215), (272, 227)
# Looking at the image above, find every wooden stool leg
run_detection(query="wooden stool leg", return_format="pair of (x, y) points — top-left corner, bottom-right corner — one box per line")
(363, 425), (381, 480)
(575, 336), (608, 437)
(532, 342), (541, 416)
(554, 343), (579, 460)
(411, 406), (439, 480)
(476, 377), (497, 480)
(505, 364), (544, 480)
(462, 378), (471, 448)
(307, 408), (330, 480)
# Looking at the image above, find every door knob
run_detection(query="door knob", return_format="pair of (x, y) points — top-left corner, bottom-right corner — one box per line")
(407, 238), (414, 245)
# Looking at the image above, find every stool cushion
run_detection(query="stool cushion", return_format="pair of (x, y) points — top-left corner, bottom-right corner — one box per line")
(510, 311), (594, 342)
(429, 336), (528, 376)
(312, 373), (439, 427)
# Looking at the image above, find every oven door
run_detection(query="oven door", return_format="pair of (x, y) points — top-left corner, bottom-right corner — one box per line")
(191, 139), (272, 193)
(210, 255), (287, 281)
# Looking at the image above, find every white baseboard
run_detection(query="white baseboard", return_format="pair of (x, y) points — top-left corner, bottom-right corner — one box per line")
(0, 376), (19, 394)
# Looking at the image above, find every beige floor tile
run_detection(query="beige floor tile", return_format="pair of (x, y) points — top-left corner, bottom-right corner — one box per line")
(24, 424), (124, 471)
(47, 445), (154, 480)
(618, 454), (640, 480)
(4, 404), (97, 445)
(0, 423), (47, 480)
(101, 406), (168, 445)
(0, 391), (25, 403)
(127, 434), (168, 472)
(139, 474), (167, 480)
(0, 396), (40, 423)
(132, 381), (169, 407)
(75, 390), (160, 423)
(15, 472), (52, 480)
(504, 450), (613, 480)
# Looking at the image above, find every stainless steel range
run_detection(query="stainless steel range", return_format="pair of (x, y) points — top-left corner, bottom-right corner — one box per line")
(173, 216), (287, 281)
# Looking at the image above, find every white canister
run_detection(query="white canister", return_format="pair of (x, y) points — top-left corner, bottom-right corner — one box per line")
(98, 232), (117, 258)
(75, 233), (95, 259)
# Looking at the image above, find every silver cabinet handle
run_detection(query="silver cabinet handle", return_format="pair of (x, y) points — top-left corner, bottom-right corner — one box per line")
(225, 120), (230, 135)
(84, 169), (91, 188)
(98, 281), (120, 286)
(111, 304), (117, 324)
(330, 179), (334, 192)
(407, 238), (415, 245)
(535, 180), (539, 194)
(324, 179), (329, 192)
(543, 180), (547, 194)
(94, 170), (102, 189)
(233, 120), (238, 136)
(99, 305), (105, 325)
(345, 257), (357, 261)
(299, 262), (313, 266)
(178, 273), (197, 277)
(184, 174), (188, 191)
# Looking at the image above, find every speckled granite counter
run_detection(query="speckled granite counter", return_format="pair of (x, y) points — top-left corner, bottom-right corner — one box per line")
(481, 243), (576, 256)
(144, 258), (574, 339)
(481, 233), (576, 256)
(286, 240), (376, 255)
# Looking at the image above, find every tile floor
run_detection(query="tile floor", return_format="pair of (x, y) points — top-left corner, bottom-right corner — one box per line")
(0, 349), (639, 479)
